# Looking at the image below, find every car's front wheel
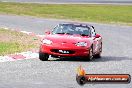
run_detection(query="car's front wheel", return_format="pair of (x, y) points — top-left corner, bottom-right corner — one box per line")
(83, 47), (93, 61)
(39, 52), (49, 61)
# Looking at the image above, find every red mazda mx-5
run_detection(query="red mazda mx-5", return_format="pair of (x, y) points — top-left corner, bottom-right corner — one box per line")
(39, 23), (102, 61)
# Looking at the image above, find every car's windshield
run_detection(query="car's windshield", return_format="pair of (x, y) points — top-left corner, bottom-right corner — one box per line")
(52, 24), (91, 36)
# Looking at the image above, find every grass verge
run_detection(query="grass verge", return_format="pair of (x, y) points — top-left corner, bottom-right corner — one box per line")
(0, 2), (132, 25)
(0, 28), (40, 56)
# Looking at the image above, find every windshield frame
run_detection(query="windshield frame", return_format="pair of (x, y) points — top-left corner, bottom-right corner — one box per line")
(52, 24), (91, 36)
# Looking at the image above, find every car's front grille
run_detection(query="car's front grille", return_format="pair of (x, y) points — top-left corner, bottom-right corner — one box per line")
(51, 49), (75, 54)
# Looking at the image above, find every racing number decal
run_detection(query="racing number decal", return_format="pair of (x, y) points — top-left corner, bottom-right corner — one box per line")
(95, 39), (99, 51)
(94, 37), (101, 52)
(91, 27), (99, 52)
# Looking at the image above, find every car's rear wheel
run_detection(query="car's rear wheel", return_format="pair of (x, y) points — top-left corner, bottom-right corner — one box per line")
(83, 47), (93, 61)
(39, 52), (49, 61)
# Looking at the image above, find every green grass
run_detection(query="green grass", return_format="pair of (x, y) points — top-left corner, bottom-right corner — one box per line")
(0, 2), (132, 25)
(0, 28), (40, 56)
(0, 42), (34, 55)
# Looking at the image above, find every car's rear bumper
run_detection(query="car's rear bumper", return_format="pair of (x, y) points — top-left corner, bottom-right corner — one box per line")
(39, 44), (90, 57)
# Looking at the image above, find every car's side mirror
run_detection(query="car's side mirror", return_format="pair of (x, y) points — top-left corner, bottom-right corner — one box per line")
(95, 34), (101, 38)
(45, 31), (50, 35)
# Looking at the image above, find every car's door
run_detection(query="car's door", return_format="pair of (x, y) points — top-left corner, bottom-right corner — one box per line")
(91, 26), (102, 54)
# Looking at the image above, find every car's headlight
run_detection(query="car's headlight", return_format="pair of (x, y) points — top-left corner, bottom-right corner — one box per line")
(76, 42), (87, 47)
(42, 39), (52, 44)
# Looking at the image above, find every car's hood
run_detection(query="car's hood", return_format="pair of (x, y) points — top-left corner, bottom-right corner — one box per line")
(44, 34), (91, 44)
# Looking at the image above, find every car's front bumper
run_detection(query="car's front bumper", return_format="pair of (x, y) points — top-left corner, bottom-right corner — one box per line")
(40, 44), (90, 57)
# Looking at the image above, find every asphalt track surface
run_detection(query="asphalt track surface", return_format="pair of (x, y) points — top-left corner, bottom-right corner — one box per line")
(0, 14), (132, 88)
(0, 0), (132, 4)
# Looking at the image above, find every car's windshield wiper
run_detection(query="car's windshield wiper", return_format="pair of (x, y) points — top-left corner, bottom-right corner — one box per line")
(80, 34), (89, 36)
(56, 32), (65, 34)
(65, 33), (73, 35)
(56, 32), (73, 35)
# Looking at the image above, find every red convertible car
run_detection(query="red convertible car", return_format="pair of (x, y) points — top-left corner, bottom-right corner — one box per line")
(39, 23), (102, 61)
